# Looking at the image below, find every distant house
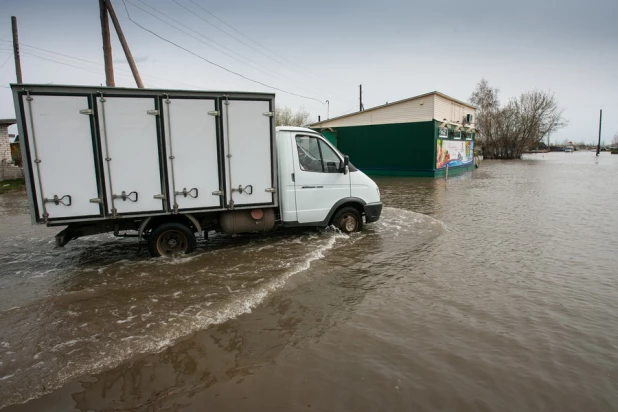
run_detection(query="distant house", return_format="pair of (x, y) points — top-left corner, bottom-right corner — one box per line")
(311, 91), (477, 177)
(1, 119), (22, 181)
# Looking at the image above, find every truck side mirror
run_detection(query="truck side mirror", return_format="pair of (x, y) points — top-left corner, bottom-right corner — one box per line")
(342, 155), (349, 175)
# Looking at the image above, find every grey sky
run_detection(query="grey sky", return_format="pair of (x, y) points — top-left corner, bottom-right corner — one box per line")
(1, 0), (617, 144)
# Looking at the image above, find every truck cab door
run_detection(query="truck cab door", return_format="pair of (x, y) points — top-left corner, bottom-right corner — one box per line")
(293, 134), (350, 224)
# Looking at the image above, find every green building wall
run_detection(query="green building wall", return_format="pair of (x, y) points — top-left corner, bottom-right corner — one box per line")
(315, 120), (475, 177)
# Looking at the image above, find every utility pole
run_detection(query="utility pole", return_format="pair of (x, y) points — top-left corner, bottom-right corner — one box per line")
(359, 85), (364, 111)
(11, 16), (22, 84)
(326, 100), (329, 119)
(596, 109), (602, 156)
(105, 0), (144, 88)
(99, 0), (115, 87)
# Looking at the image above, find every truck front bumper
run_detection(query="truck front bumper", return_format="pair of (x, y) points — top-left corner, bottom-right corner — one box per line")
(364, 202), (383, 223)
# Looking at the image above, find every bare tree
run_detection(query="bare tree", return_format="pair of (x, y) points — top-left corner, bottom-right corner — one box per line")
(469, 78), (499, 144)
(275, 105), (311, 127)
(612, 132), (618, 146)
(470, 79), (567, 159)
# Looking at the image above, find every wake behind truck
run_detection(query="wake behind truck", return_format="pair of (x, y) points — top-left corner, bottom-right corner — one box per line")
(11, 84), (382, 257)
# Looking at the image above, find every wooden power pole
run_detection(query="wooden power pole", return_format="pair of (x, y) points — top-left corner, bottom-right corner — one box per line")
(99, 0), (115, 87)
(359, 84), (364, 111)
(105, 0), (144, 88)
(596, 109), (602, 156)
(11, 16), (23, 84)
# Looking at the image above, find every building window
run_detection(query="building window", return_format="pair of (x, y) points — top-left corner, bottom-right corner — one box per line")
(296, 135), (341, 173)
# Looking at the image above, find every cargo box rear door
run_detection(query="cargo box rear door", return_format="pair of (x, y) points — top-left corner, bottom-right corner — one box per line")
(21, 94), (103, 221)
(97, 96), (165, 216)
(221, 99), (275, 208)
(161, 97), (222, 211)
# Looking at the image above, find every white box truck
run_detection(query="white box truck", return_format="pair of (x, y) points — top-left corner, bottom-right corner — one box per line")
(11, 84), (382, 256)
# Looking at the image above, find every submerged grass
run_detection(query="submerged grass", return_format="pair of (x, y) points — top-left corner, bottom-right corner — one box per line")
(0, 179), (26, 194)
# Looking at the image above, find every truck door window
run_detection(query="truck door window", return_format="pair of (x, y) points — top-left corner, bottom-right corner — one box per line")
(318, 140), (342, 173)
(295, 135), (342, 173)
(296, 136), (324, 172)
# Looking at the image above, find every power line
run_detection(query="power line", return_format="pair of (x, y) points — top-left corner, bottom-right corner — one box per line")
(120, 0), (324, 103)
(129, 0), (261, 67)
(178, 0), (357, 103)
(126, 0), (324, 100)
(175, 0), (282, 65)
(169, 0), (320, 87)
(0, 53), (14, 69)
(0, 39), (100, 67)
(21, 51), (117, 76)
(0, 38), (210, 90)
(183, 0), (323, 77)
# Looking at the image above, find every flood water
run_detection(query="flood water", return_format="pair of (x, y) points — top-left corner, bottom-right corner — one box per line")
(0, 151), (617, 411)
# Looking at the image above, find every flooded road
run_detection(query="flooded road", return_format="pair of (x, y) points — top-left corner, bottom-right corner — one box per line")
(1, 152), (617, 411)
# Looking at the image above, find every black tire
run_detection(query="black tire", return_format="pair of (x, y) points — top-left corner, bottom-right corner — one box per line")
(147, 222), (196, 257)
(331, 207), (363, 233)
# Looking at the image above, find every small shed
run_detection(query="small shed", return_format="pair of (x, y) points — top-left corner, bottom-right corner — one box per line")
(311, 92), (477, 177)
(0, 118), (22, 181)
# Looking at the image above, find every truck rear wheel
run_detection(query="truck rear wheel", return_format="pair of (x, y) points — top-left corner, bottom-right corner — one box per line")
(332, 207), (363, 233)
(148, 222), (196, 257)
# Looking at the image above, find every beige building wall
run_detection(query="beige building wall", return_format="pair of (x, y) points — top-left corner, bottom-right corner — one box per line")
(312, 92), (476, 130)
(433, 94), (476, 125)
(0, 125), (10, 162)
(313, 95), (434, 128)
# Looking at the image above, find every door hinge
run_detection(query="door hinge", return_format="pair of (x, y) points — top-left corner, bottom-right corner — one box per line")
(89, 197), (103, 203)
(208, 110), (220, 116)
(153, 194), (166, 200)
(291, 173), (295, 182)
(147, 110), (160, 116)
(79, 109), (93, 115)
(212, 190), (224, 196)
(265, 187), (276, 193)
(262, 111), (274, 117)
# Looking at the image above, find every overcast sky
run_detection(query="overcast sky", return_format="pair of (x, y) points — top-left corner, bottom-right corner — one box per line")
(1, 0), (617, 144)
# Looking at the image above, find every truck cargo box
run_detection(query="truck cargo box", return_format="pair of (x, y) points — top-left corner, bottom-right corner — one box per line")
(11, 84), (277, 225)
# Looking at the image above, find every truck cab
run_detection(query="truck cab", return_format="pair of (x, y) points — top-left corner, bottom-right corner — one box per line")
(276, 127), (382, 232)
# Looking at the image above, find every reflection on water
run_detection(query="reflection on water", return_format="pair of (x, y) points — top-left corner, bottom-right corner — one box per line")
(1, 152), (618, 411)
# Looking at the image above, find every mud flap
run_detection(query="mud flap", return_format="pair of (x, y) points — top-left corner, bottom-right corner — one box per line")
(55, 227), (78, 248)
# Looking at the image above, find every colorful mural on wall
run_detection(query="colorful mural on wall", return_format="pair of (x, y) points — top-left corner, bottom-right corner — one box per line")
(436, 139), (474, 169)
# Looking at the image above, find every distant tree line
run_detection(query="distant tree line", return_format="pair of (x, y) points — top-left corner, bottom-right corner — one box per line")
(274, 105), (311, 127)
(470, 79), (567, 159)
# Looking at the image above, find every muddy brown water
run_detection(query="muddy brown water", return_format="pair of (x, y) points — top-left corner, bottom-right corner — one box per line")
(0, 152), (617, 411)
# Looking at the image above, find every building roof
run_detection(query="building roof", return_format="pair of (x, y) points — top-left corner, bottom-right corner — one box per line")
(0, 119), (16, 126)
(310, 91), (475, 127)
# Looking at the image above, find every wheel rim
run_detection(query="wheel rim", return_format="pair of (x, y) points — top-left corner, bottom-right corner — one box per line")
(156, 230), (189, 256)
(339, 213), (358, 233)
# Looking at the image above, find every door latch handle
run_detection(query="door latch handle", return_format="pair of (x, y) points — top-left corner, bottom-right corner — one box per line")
(231, 185), (253, 195)
(113, 191), (138, 202)
(175, 188), (198, 198)
(44, 195), (72, 206)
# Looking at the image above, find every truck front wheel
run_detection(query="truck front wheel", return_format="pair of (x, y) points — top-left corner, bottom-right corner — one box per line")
(148, 222), (196, 257)
(332, 207), (363, 233)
